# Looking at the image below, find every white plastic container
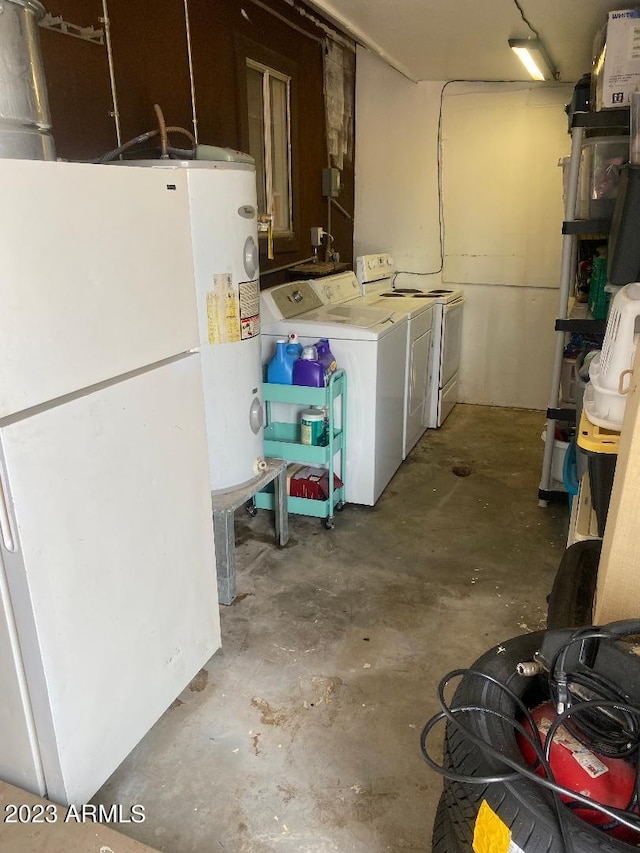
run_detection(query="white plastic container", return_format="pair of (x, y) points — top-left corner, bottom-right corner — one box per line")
(541, 428), (569, 486)
(300, 407), (326, 446)
(584, 282), (640, 429)
(561, 357), (578, 404)
(583, 378), (627, 430)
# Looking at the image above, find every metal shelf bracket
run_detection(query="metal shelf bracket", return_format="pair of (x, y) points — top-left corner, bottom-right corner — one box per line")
(39, 14), (104, 45)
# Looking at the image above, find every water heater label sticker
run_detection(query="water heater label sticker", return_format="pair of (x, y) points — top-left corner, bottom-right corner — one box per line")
(207, 274), (241, 345)
(239, 280), (260, 340)
(241, 316), (260, 340)
(239, 280), (260, 319)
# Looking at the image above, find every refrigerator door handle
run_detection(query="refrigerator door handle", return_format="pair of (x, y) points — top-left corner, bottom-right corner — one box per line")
(0, 464), (17, 552)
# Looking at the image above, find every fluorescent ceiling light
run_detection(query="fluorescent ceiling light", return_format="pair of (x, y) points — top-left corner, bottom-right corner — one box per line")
(508, 38), (557, 81)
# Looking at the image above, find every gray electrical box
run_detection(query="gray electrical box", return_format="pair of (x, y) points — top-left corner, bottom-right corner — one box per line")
(322, 168), (341, 198)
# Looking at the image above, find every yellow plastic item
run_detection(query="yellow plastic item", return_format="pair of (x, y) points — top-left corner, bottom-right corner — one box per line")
(473, 800), (518, 853)
(577, 410), (620, 455)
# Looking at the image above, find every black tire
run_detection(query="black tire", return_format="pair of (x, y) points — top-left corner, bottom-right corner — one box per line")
(443, 631), (636, 853)
(432, 792), (467, 853)
(547, 540), (601, 630)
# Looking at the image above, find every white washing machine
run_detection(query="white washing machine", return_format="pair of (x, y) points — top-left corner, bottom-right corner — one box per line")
(261, 278), (408, 506)
(356, 254), (436, 457)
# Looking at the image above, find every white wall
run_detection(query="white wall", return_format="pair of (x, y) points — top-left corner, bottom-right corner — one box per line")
(354, 47), (573, 410)
(354, 49), (441, 271)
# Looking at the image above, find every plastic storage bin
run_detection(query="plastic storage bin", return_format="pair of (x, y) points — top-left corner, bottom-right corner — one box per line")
(577, 410), (619, 536)
(579, 136), (629, 220)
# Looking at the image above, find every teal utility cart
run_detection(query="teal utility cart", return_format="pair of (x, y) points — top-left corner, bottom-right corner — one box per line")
(254, 369), (347, 528)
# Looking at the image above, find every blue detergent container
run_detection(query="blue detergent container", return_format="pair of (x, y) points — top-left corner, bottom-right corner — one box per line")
(267, 339), (297, 384)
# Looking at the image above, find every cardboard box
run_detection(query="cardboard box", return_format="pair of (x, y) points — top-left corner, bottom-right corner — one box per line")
(593, 8), (640, 110)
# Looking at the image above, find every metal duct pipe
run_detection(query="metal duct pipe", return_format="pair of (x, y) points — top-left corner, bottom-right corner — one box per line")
(0, 0), (55, 159)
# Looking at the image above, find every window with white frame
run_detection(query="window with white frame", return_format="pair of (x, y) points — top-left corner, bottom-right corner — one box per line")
(246, 59), (293, 236)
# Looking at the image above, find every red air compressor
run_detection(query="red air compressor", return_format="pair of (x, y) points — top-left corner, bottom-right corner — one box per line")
(518, 701), (638, 841)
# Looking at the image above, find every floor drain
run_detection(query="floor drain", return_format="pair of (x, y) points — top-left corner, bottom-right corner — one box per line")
(452, 464), (472, 477)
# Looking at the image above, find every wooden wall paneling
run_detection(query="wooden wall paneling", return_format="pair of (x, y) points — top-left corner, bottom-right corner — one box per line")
(38, 0), (355, 278)
(187, 0), (242, 150)
(329, 180), (354, 269)
(39, 0), (117, 161)
(106, 0), (194, 149)
(189, 0), (329, 278)
(294, 40), (328, 266)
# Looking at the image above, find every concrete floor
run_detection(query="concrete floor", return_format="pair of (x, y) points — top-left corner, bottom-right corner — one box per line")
(94, 403), (568, 853)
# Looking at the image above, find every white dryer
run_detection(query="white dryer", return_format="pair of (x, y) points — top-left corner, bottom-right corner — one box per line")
(261, 279), (408, 506)
(356, 254), (436, 457)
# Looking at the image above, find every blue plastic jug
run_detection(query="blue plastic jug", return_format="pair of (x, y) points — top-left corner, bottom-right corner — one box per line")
(267, 339), (297, 384)
(287, 333), (303, 360)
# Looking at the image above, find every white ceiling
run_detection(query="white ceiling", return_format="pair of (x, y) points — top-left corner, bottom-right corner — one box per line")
(306, 0), (625, 84)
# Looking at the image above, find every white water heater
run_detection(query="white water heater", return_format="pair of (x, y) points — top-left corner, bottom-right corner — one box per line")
(119, 158), (264, 491)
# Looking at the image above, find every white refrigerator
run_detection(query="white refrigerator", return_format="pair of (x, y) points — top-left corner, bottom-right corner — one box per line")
(0, 159), (221, 805)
